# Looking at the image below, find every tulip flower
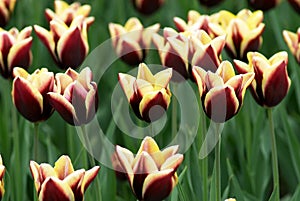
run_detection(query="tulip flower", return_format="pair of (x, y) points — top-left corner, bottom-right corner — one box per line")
(111, 152), (127, 181)
(153, 28), (225, 81)
(209, 9), (265, 61)
(48, 67), (98, 126)
(173, 10), (210, 33)
(131, 0), (165, 15)
(234, 51), (291, 107)
(0, 26), (33, 79)
(192, 61), (254, 123)
(30, 155), (100, 201)
(118, 63), (172, 122)
(34, 16), (89, 70)
(12, 67), (55, 122)
(248, 0), (281, 11)
(0, 0), (16, 27)
(287, 0), (300, 13)
(109, 17), (160, 66)
(115, 136), (183, 201)
(198, 0), (223, 7)
(0, 155), (5, 200)
(45, 0), (94, 28)
(283, 28), (300, 64)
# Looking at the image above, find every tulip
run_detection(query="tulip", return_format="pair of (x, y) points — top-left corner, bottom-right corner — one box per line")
(234, 51), (291, 107)
(111, 152), (127, 181)
(34, 16), (89, 70)
(192, 61), (254, 123)
(248, 0), (281, 11)
(198, 0), (223, 7)
(115, 136), (183, 201)
(173, 10), (210, 33)
(209, 9), (265, 61)
(0, 26), (33, 79)
(0, 0), (16, 27)
(0, 155), (5, 200)
(109, 17), (160, 66)
(12, 67), (55, 122)
(287, 0), (300, 13)
(118, 63), (172, 122)
(153, 28), (225, 81)
(45, 0), (94, 28)
(131, 0), (165, 15)
(283, 28), (300, 64)
(48, 67), (98, 126)
(30, 155), (100, 201)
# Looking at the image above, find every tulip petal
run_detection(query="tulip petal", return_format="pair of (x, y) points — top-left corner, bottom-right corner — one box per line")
(115, 145), (134, 184)
(34, 25), (57, 61)
(118, 73), (136, 101)
(39, 177), (75, 201)
(161, 154), (183, 171)
(30, 161), (42, 193)
(137, 136), (160, 155)
(216, 61), (236, 82)
(137, 63), (155, 83)
(154, 68), (172, 88)
(54, 155), (75, 180)
(192, 66), (207, 97)
(81, 166), (100, 193)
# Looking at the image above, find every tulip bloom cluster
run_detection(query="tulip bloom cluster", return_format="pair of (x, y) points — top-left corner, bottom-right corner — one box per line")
(193, 61), (254, 123)
(115, 136), (183, 201)
(30, 155), (100, 201)
(0, 155), (5, 200)
(0, 0), (16, 27)
(109, 17), (160, 66)
(118, 63), (172, 122)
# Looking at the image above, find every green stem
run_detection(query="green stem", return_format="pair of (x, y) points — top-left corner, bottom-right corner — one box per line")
(267, 109), (280, 201)
(80, 125), (102, 201)
(34, 123), (39, 161)
(215, 123), (221, 201)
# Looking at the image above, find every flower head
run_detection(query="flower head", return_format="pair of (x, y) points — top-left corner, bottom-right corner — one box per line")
(283, 28), (300, 64)
(48, 67), (98, 126)
(118, 63), (172, 122)
(0, 26), (33, 79)
(209, 9), (265, 60)
(34, 16), (89, 70)
(0, 155), (5, 200)
(12, 67), (55, 122)
(0, 0), (16, 27)
(234, 51), (291, 107)
(109, 17), (160, 66)
(115, 136), (183, 201)
(192, 61), (254, 122)
(30, 155), (100, 201)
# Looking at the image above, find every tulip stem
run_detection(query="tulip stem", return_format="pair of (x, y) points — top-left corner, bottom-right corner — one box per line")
(80, 125), (102, 201)
(201, 114), (208, 201)
(215, 122), (221, 201)
(267, 109), (280, 201)
(33, 123), (39, 161)
(172, 83), (178, 138)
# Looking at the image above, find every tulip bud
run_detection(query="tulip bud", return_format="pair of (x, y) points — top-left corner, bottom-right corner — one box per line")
(0, 0), (16, 27)
(30, 155), (100, 201)
(248, 0), (281, 11)
(234, 51), (291, 107)
(34, 16), (89, 70)
(109, 17), (160, 66)
(118, 63), (172, 122)
(45, 0), (94, 29)
(48, 67), (98, 126)
(131, 0), (165, 15)
(0, 155), (5, 200)
(153, 28), (225, 82)
(283, 28), (300, 64)
(287, 0), (300, 13)
(115, 136), (183, 201)
(209, 9), (265, 61)
(192, 61), (254, 123)
(12, 67), (55, 122)
(198, 0), (223, 7)
(0, 26), (33, 79)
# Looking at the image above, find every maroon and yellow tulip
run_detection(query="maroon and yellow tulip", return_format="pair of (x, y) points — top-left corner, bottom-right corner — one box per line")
(234, 51), (291, 107)
(131, 0), (165, 15)
(173, 10), (210, 33)
(0, 26), (33, 79)
(45, 0), (94, 28)
(109, 17), (160, 66)
(287, 0), (300, 13)
(12, 67), (55, 122)
(34, 16), (89, 70)
(118, 63), (172, 122)
(115, 136), (183, 201)
(153, 28), (225, 81)
(197, 0), (223, 7)
(192, 61), (254, 123)
(47, 67), (98, 126)
(283, 28), (300, 64)
(248, 0), (281, 11)
(209, 9), (265, 61)
(0, 0), (16, 27)
(0, 155), (5, 200)
(30, 155), (100, 201)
